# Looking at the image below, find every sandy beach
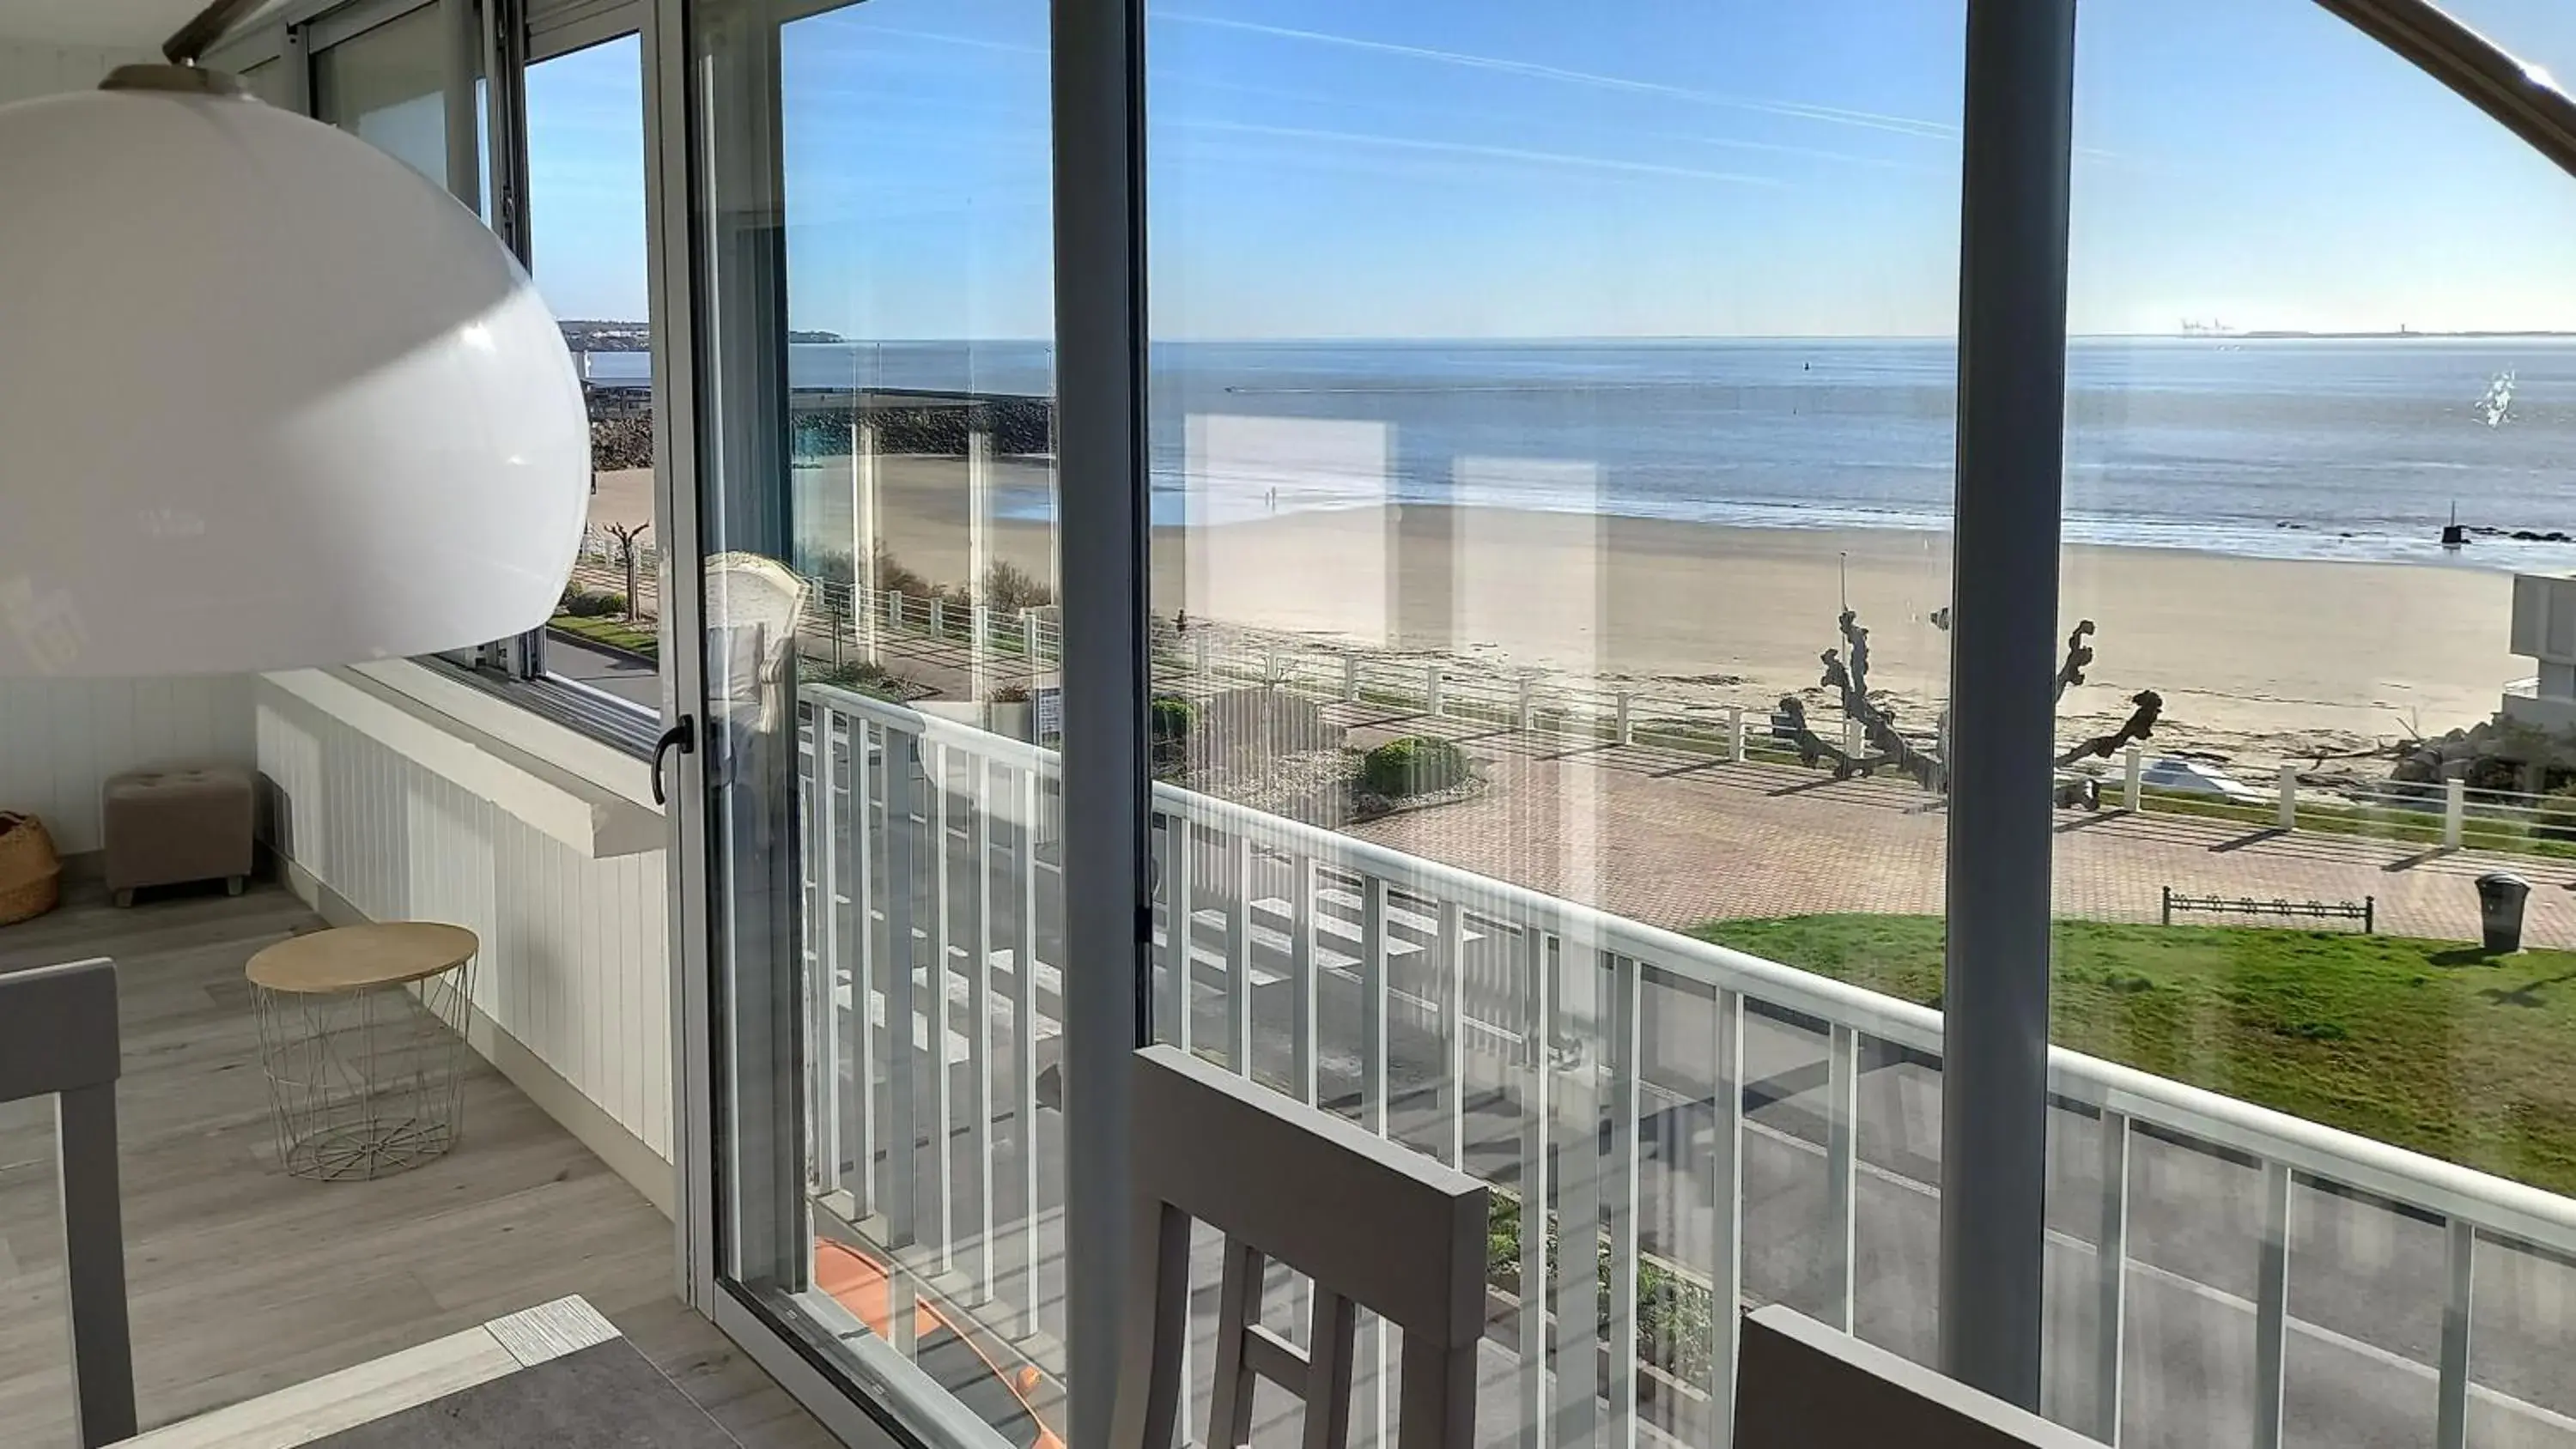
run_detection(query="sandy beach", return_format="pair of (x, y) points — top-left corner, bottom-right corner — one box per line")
(598, 455), (2525, 770)
(1160, 503), (2523, 770)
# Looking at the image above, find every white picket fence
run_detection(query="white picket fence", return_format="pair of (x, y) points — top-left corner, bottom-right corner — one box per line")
(788, 575), (2563, 850)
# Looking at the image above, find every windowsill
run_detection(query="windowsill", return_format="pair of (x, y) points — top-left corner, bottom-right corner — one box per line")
(263, 662), (665, 859)
(355, 658), (663, 805)
(391, 653), (665, 765)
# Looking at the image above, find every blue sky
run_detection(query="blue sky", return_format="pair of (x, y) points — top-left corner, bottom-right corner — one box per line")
(520, 0), (2576, 338)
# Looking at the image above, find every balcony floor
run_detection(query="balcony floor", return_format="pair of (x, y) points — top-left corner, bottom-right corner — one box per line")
(0, 880), (834, 1447)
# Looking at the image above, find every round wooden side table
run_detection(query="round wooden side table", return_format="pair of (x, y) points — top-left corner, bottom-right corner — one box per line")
(247, 923), (480, 1180)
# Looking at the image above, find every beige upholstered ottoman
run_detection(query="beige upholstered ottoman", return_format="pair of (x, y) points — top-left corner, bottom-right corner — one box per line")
(101, 764), (254, 906)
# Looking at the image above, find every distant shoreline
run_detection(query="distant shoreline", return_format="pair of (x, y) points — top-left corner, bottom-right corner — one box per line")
(2180, 330), (2576, 342)
(560, 323), (2576, 348)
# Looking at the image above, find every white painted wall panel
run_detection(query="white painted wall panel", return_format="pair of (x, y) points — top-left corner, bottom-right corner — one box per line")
(255, 681), (672, 1158)
(0, 677), (257, 854)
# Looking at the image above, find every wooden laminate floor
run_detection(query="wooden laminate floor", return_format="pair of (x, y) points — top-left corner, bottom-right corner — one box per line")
(0, 880), (836, 1448)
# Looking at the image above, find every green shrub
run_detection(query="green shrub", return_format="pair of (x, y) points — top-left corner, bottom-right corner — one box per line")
(980, 559), (1054, 613)
(803, 549), (857, 586)
(879, 543), (933, 600)
(559, 590), (628, 619)
(1362, 736), (1472, 797)
(1149, 695), (1195, 769)
(809, 658), (914, 701)
(1486, 1192), (1520, 1282)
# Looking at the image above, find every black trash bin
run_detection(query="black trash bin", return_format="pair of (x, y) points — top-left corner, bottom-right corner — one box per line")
(2477, 871), (2532, 955)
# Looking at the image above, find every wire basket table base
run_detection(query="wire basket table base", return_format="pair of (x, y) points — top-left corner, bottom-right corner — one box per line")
(249, 928), (477, 1182)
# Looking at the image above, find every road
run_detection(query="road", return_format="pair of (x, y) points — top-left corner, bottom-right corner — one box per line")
(544, 630), (662, 710)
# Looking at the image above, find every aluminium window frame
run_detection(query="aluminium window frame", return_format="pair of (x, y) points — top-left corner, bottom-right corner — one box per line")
(211, 0), (671, 755)
(227, 0), (670, 755)
(347, 0), (671, 754)
(307, 0), (447, 52)
(531, 0), (649, 58)
(485, 0), (675, 752)
(645, 0), (2076, 1440)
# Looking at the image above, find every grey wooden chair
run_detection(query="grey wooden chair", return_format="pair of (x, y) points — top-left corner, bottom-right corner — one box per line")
(1112, 1044), (1488, 1449)
(1735, 1305), (2095, 1448)
(0, 957), (135, 1447)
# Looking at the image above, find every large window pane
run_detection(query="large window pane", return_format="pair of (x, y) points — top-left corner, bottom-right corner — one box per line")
(1150, 5), (1962, 1444)
(527, 33), (660, 714)
(312, 6), (451, 191)
(2051, 4), (2576, 1445)
(690, 1), (1060, 1446)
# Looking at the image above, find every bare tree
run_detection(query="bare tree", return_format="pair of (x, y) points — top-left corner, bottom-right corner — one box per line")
(605, 520), (651, 621)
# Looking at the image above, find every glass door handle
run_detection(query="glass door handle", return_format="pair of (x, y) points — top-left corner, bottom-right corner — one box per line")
(651, 715), (696, 807)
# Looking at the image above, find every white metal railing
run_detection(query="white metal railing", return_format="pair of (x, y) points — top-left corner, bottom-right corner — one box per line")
(574, 523), (663, 571)
(794, 583), (2575, 852)
(795, 679), (2576, 1449)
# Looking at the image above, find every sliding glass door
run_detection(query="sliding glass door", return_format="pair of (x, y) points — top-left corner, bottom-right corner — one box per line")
(1142, 7), (1966, 1444)
(681, 0), (1067, 1444)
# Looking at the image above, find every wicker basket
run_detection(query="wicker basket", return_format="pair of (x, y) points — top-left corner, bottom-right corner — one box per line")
(0, 812), (63, 926)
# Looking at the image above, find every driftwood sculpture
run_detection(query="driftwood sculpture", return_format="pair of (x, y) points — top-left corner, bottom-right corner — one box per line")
(1773, 696), (1858, 776)
(1814, 610), (1944, 790)
(2050, 619), (2164, 765)
(2058, 690), (2165, 767)
(1780, 612), (2163, 803)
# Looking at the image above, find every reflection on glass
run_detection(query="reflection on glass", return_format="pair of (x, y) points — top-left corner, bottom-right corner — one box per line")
(312, 5), (450, 190)
(1151, 5), (1961, 1445)
(2442, 0), (2576, 100)
(526, 34), (659, 713)
(2048, 3), (2576, 1445)
(692, 1), (1059, 1446)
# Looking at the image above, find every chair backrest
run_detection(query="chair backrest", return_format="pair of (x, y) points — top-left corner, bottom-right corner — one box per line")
(1734, 1305), (2096, 1449)
(1112, 1044), (1488, 1449)
(0, 957), (134, 1448)
(705, 550), (811, 732)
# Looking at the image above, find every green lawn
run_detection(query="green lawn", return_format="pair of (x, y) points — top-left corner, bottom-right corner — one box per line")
(1692, 914), (2576, 1197)
(547, 614), (659, 659)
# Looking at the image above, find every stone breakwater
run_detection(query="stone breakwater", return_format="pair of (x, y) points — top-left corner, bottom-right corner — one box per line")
(787, 396), (1054, 458)
(581, 392), (1054, 472)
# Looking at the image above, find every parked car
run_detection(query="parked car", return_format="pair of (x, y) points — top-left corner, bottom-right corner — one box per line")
(2140, 756), (2265, 803)
(813, 1239), (1063, 1449)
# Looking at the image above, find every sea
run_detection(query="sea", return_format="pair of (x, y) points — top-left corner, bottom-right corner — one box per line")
(581, 336), (2576, 572)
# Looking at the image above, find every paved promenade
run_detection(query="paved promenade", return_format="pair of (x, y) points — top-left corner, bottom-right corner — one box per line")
(837, 622), (2576, 947)
(1326, 702), (2576, 948)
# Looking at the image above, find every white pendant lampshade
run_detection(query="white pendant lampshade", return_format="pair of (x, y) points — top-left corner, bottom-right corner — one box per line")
(0, 76), (589, 678)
